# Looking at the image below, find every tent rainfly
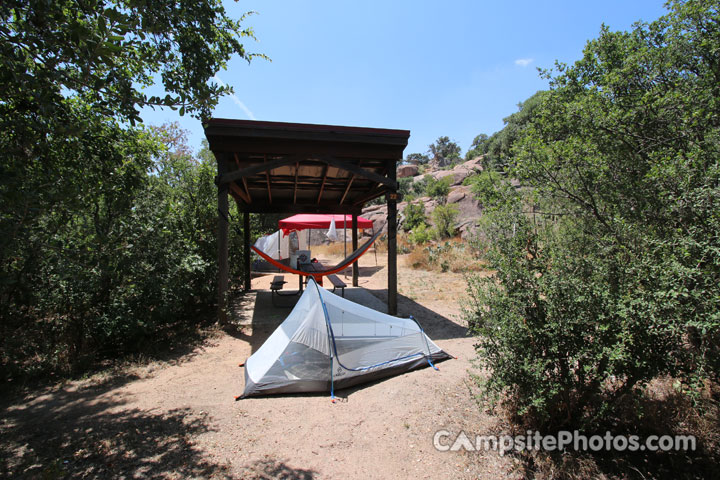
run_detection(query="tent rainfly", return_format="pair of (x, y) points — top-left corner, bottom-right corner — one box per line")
(241, 278), (450, 398)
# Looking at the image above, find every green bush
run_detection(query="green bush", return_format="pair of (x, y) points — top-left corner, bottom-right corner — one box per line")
(431, 204), (459, 240)
(408, 223), (433, 244)
(0, 124), (247, 379)
(464, 0), (720, 430)
(464, 170), (509, 206)
(402, 201), (427, 232)
(424, 175), (453, 202)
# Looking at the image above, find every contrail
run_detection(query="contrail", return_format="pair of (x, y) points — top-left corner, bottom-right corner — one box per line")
(213, 75), (256, 120)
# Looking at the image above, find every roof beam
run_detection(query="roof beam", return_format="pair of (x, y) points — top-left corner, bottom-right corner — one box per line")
(317, 165), (328, 204)
(293, 161), (299, 204)
(235, 202), (362, 215)
(319, 156), (396, 190)
(339, 174), (355, 205)
(229, 182), (251, 204)
(234, 153), (252, 203)
(241, 177), (251, 202)
(264, 154), (272, 204)
(352, 185), (387, 207)
(219, 156), (299, 184)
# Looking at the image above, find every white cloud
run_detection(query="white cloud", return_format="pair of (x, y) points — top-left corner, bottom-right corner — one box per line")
(213, 75), (256, 120)
(514, 58), (534, 67)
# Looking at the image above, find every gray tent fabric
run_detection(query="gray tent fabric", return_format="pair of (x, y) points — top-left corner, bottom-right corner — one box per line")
(242, 278), (451, 398)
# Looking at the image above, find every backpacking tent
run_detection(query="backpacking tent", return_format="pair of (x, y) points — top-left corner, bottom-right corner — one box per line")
(241, 278), (451, 398)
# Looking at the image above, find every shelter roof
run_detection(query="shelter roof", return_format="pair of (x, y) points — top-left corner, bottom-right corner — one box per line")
(204, 119), (409, 214)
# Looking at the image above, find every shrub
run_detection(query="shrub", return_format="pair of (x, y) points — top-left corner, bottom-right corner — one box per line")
(464, 170), (509, 206)
(424, 175), (452, 201)
(431, 204), (459, 240)
(464, 0), (720, 431)
(0, 125), (247, 380)
(410, 176), (428, 197)
(408, 223), (433, 244)
(402, 201), (427, 232)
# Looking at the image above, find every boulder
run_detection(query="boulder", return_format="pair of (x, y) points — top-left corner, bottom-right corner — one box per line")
(447, 187), (467, 204)
(397, 164), (419, 178)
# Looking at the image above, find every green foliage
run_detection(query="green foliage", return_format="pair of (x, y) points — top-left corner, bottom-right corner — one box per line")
(0, 1), (259, 380)
(465, 91), (548, 170)
(397, 176), (414, 200)
(408, 223), (433, 245)
(0, 0), (260, 124)
(464, 0), (720, 430)
(464, 170), (512, 207)
(428, 136), (462, 167)
(431, 204), (459, 240)
(409, 176), (429, 198)
(404, 152), (430, 165)
(0, 124), (248, 379)
(424, 175), (453, 202)
(402, 202), (427, 232)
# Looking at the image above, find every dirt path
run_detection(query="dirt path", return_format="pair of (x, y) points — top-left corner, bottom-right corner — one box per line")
(1, 254), (513, 479)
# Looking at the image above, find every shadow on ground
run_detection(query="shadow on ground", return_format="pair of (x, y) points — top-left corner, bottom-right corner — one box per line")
(0, 374), (230, 479)
(238, 458), (317, 479)
(364, 289), (468, 340)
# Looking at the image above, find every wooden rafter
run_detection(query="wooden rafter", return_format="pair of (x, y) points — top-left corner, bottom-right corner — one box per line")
(318, 156), (396, 190)
(220, 156), (299, 184)
(229, 182), (251, 204)
(293, 162), (299, 204)
(241, 177), (251, 202)
(264, 154), (272, 204)
(352, 184), (386, 206)
(317, 165), (328, 204)
(233, 153), (252, 203)
(339, 174), (355, 205)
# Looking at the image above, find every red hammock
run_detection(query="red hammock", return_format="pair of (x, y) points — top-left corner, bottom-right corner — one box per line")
(251, 229), (383, 282)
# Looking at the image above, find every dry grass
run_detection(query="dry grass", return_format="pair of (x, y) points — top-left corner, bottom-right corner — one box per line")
(310, 240), (353, 258)
(404, 236), (488, 273)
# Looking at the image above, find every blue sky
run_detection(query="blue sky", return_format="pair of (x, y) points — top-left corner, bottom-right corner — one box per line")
(140, 0), (669, 157)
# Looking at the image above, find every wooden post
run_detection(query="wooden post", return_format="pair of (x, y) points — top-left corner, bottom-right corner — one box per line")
(387, 163), (398, 315)
(243, 211), (251, 291)
(217, 160), (230, 325)
(352, 213), (359, 287)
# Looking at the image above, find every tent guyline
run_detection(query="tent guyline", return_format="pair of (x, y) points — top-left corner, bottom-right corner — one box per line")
(239, 277), (451, 399)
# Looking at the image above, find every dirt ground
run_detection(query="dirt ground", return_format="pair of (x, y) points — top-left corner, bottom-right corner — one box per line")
(1, 253), (516, 479)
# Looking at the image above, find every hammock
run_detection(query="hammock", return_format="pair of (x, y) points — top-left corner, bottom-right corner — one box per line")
(251, 229), (383, 280)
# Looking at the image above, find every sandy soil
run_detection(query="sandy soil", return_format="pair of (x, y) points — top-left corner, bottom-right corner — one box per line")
(1, 253), (516, 479)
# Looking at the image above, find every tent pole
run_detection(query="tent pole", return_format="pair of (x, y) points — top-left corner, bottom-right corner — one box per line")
(343, 215), (347, 260)
(352, 213), (359, 286)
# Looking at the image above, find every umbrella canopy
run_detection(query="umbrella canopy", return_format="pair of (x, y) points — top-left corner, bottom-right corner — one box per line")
(279, 214), (374, 235)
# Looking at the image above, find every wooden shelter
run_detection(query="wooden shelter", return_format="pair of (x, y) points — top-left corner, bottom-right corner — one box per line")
(203, 119), (409, 320)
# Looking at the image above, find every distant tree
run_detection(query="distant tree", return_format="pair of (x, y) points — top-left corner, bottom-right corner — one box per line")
(405, 152), (430, 165)
(484, 91), (548, 171)
(465, 133), (490, 160)
(428, 136), (462, 168)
